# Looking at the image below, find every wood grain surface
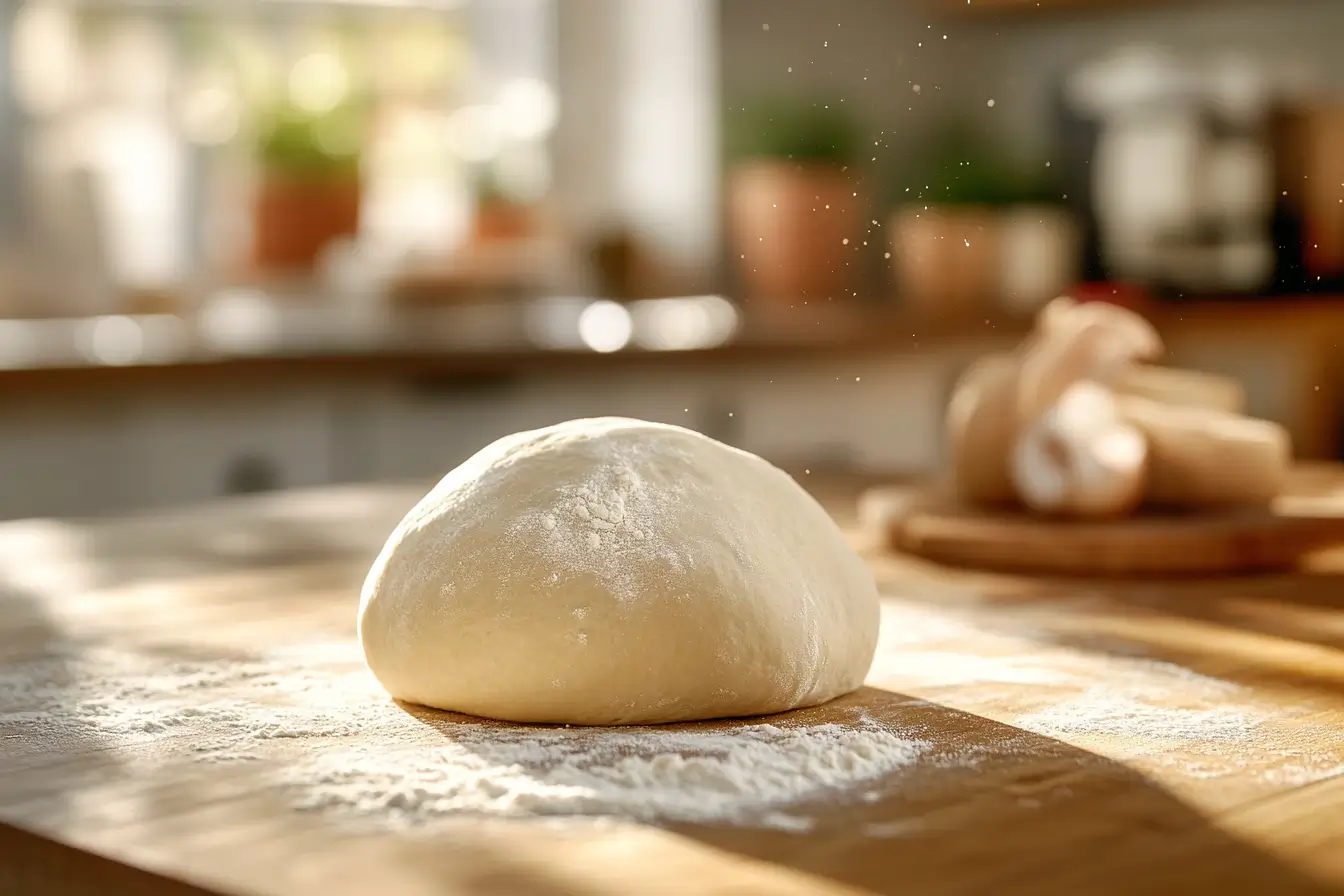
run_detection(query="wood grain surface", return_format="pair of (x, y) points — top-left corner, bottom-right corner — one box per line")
(1, 474), (1343, 896)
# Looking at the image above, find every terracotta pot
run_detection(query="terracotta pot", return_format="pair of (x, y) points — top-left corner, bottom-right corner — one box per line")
(472, 200), (538, 244)
(998, 205), (1080, 315)
(253, 175), (361, 272)
(889, 205), (1001, 319)
(728, 159), (860, 307)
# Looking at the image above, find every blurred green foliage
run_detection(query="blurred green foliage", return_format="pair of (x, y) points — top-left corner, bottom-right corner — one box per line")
(726, 99), (862, 166)
(901, 124), (1060, 208)
(472, 163), (512, 205)
(255, 103), (364, 181)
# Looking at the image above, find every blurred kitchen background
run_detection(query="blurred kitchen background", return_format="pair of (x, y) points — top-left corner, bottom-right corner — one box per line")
(1, 0), (1342, 519)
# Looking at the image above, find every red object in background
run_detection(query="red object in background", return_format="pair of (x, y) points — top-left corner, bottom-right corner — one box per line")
(1066, 281), (1156, 315)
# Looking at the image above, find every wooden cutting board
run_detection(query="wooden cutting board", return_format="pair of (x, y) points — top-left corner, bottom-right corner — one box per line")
(861, 479), (1344, 577)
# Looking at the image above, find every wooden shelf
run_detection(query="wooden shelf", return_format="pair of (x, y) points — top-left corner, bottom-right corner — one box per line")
(935, 0), (1206, 20)
(0, 296), (1341, 458)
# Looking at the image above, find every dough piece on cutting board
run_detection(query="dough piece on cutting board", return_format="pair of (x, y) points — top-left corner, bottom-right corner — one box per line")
(358, 417), (880, 725)
(1118, 396), (1290, 508)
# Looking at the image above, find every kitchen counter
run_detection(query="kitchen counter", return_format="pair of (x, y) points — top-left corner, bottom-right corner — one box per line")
(2, 472), (1343, 895)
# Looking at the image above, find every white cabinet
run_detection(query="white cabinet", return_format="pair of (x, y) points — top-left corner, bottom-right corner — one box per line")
(0, 400), (132, 520)
(361, 381), (542, 482)
(359, 372), (719, 481)
(121, 390), (336, 509)
(733, 357), (950, 474)
(0, 351), (957, 521)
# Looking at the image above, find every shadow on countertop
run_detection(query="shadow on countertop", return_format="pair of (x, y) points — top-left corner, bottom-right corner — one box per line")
(667, 687), (1336, 896)
(397, 685), (1336, 896)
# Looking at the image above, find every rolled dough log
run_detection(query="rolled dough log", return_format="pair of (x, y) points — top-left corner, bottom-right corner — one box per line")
(1118, 397), (1291, 509)
(358, 417), (880, 725)
(1115, 365), (1245, 414)
(946, 354), (1022, 505)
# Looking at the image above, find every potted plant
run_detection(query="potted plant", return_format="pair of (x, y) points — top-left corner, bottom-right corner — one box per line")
(726, 99), (863, 308)
(889, 127), (1076, 318)
(889, 127), (1016, 319)
(469, 164), (540, 245)
(996, 174), (1079, 317)
(252, 102), (363, 273)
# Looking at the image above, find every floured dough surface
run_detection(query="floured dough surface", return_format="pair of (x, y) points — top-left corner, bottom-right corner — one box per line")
(358, 417), (879, 725)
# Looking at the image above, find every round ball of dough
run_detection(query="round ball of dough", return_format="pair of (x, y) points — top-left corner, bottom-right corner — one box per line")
(358, 417), (879, 725)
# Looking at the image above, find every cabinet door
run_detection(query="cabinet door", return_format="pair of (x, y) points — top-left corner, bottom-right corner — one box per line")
(362, 377), (544, 482)
(733, 357), (949, 474)
(556, 371), (718, 437)
(362, 371), (718, 482)
(124, 391), (335, 509)
(0, 400), (131, 520)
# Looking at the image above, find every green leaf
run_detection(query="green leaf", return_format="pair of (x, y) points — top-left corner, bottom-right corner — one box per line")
(726, 98), (863, 166)
(897, 123), (1061, 208)
(254, 101), (364, 182)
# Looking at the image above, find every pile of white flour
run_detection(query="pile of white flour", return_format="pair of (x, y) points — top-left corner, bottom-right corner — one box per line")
(0, 640), (928, 831)
(293, 719), (927, 829)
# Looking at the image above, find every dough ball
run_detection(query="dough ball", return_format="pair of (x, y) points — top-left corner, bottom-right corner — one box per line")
(358, 417), (879, 725)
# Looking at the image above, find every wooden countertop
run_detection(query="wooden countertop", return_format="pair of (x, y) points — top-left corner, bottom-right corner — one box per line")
(2, 472), (1344, 895)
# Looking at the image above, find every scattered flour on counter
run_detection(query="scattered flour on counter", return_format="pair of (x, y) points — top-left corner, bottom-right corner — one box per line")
(293, 719), (929, 829)
(1147, 752), (1344, 784)
(862, 818), (928, 839)
(5, 614), (1340, 832)
(866, 604), (1300, 757)
(1258, 757), (1344, 788)
(0, 641), (928, 831)
(1013, 689), (1257, 742)
(0, 643), (372, 749)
